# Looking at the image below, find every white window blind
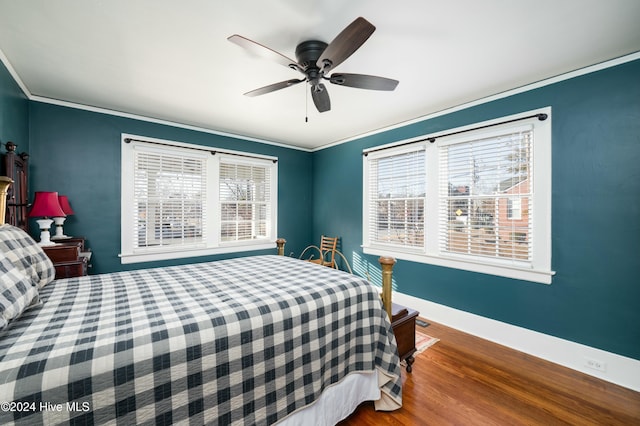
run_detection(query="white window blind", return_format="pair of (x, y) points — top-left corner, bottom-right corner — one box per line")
(438, 128), (533, 264)
(121, 136), (278, 264)
(219, 160), (271, 242)
(362, 108), (553, 284)
(133, 148), (206, 250)
(366, 146), (425, 248)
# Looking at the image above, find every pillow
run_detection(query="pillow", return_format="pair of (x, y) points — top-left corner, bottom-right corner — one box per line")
(0, 224), (55, 288)
(0, 251), (40, 331)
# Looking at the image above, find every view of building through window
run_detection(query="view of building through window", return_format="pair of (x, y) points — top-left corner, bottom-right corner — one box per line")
(362, 108), (554, 284)
(368, 130), (532, 262)
(441, 130), (532, 261)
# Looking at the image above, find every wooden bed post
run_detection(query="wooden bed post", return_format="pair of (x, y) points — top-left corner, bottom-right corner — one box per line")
(378, 256), (396, 319)
(0, 176), (13, 225)
(276, 238), (286, 256)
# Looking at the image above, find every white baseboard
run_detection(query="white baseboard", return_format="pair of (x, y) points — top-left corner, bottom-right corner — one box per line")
(393, 292), (640, 392)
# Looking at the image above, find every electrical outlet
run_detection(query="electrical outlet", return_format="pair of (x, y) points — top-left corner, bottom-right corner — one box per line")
(584, 357), (607, 372)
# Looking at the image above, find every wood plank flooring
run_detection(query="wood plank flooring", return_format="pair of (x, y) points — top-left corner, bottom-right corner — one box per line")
(339, 319), (640, 425)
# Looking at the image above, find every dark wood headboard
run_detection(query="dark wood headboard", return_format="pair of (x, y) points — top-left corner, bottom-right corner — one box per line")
(1, 141), (29, 232)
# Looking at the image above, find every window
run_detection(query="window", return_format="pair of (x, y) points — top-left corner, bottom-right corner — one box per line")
(367, 146), (425, 248)
(507, 198), (522, 220)
(132, 148), (206, 250)
(363, 109), (553, 284)
(121, 135), (277, 263)
(219, 160), (272, 242)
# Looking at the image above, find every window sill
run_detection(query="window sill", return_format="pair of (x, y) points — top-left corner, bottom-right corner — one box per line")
(362, 245), (554, 284)
(120, 241), (276, 264)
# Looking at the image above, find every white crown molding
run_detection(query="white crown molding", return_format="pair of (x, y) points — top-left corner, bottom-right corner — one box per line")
(0, 47), (32, 98)
(28, 95), (311, 152)
(313, 51), (640, 151)
(2, 45), (638, 153)
(0, 46), (309, 153)
(393, 291), (640, 392)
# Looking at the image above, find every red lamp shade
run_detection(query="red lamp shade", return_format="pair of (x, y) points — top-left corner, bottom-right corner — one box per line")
(57, 195), (75, 216)
(29, 191), (66, 218)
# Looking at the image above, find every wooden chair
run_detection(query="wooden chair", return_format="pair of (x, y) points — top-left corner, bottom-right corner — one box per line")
(299, 235), (339, 268)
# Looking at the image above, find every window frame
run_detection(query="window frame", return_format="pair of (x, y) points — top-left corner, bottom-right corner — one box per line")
(120, 134), (278, 264)
(364, 144), (426, 250)
(363, 108), (554, 284)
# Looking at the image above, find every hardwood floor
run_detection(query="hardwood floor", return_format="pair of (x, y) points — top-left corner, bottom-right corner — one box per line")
(339, 319), (640, 425)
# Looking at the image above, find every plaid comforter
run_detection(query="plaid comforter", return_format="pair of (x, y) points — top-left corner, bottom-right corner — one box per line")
(0, 255), (401, 425)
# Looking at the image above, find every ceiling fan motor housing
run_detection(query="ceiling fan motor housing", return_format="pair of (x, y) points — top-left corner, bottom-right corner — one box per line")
(295, 40), (328, 71)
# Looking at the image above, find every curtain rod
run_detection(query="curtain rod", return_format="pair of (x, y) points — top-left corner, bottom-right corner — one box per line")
(363, 113), (548, 156)
(124, 137), (278, 163)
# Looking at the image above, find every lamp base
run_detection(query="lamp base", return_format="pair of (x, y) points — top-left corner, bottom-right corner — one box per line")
(51, 217), (71, 240)
(35, 219), (57, 246)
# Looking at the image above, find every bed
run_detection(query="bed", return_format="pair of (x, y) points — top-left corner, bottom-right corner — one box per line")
(0, 177), (402, 425)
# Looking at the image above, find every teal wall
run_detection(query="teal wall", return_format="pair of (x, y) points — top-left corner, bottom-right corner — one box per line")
(28, 103), (313, 274)
(312, 59), (640, 360)
(0, 59), (28, 156)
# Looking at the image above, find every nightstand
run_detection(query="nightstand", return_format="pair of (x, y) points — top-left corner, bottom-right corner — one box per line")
(42, 237), (91, 278)
(391, 302), (419, 372)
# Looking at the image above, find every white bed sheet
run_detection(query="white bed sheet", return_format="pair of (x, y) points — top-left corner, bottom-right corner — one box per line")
(277, 371), (379, 425)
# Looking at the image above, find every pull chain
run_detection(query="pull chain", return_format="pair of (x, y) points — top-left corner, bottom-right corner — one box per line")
(305, 86), (308, 123)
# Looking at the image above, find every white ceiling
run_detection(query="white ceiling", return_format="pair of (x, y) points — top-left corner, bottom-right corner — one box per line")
(1, 0), (639, 150)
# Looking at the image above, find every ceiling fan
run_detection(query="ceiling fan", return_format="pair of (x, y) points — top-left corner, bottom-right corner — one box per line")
(228, 17), (399, 113)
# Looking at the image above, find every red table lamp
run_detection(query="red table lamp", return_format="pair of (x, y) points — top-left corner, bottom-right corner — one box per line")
(52, 195), (75, 240)
(29, 191), (66, 246)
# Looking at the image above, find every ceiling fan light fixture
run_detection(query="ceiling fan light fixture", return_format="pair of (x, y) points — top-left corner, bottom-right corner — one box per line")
(228, 17), (398, 113)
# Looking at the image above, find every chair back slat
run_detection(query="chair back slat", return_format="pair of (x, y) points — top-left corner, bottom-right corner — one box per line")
(320, 236), (338, 251)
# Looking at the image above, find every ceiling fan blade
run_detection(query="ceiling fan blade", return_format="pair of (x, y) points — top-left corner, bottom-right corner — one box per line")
(316, 17), (376, 74)
(311, 84), (331, 112)
(228, 34), (303, 73)
(329, 73), (399, 91)
(244, 79), (305, 97)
